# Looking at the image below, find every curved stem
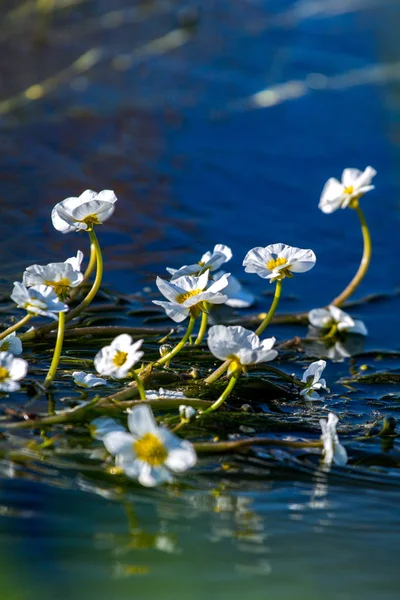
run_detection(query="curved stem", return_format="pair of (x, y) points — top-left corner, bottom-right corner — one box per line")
(255, 279), (282, 336)
(20, 228), (103, 342)
(331, 203), (371, 307)
(83, 241), (97, 282)
(44, 311), (65, 388)
(195, 304), (208, 345)
(155, 316), (196, 367)
(68, 242), (97, 301)
(201, 373), (239, 413)
(204, 359), (231, 384)
(0, 313), (32, 341)
(131, 371), (147, 401)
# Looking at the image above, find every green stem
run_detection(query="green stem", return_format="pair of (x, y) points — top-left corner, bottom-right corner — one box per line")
(195, 304), (208, 345)
(20, 228), (103, 342)
(131, 371), (147, 401)
(331, 202), (371, 307)
(0, 313), (33, 341)
(204, 359), (231, 384)
(44, 311), (65, 388)
(255, 279), (282, 336)
(83, 241), (97, 282)
(201, 373), (239, 413)
(155, 316), (196, 367)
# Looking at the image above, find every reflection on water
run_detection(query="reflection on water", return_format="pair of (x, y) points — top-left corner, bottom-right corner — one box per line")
(1, 0), (400, 598)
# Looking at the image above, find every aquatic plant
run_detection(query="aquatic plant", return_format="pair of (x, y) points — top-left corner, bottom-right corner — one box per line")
(0, 167), (384, 487)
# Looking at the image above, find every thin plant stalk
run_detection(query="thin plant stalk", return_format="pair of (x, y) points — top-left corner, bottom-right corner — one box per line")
(20, 228), (103, 342)
(195, 304), (209, 345)
(44, 311), (65, 388)
(68, 242), (97, 301)
(155, 316), (197, 367)
(331, 202), (371, 307)
(201, 373), (239, 413)
(0, 313), (32, 341)
(131, 371), (147, 401)
(255, 279), (282, 336)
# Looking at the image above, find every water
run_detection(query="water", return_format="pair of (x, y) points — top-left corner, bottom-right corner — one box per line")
(0, 1), (400, 598)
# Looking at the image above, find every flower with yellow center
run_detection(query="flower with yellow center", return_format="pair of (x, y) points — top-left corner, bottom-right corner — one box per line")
(153, 271), (229, 323)
(101, 404), (197, 487)
(243, 243), (316, 282)
(0, 332), (23, 355)
(319, 166), (376, 214)
(23, 251), (84, 299)
(300, 360), (328, 401)
(11, 282), (68, 320)
(94, 334), (144, 379)
(51, 189), (117, 233)
(207, 325), (278, 375)
(0, 351), (28, 392)
(308, 305), (368, 336)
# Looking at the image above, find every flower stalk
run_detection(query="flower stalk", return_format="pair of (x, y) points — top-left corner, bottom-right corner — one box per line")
(194, 303), (209, 345)
(201, 373), (239, 413)
(44, 311), (65, 388)
(255, 279), (282, 336)
(0, 314), (33, 341)
(331, 202), (371, 307)
(131, 371), (147, 401)
(155, 316), (197, 367)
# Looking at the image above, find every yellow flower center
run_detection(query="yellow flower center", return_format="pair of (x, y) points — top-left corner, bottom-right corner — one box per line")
(228, 357), (242, 374)
(176, 289), (202, 304)
(44, 277), (71, 297)
(79, 214), (102, 226)
(267, 256), (287, 270)
(113, 350), (128, 367)
(0, 367), (9, 382)
(344, 185), (354, 195)
(134, 433), (168, 466)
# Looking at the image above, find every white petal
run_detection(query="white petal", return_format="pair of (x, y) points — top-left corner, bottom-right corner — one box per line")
(207, 273), (230, 294)
(342, 168), (363, 187)
(308, 308), (331, 328)
(165, 442), (197, 473)
(288, 249), (316, 273)
(152, 300), (189, 323)
(137, 463), (173, 487)
(156, 277), (184, 302)
(128, 404), (159, 437)
(333, 443), (348, 466)
(103, 431), (134, 456)
(110, 334), (133, 352)
(348, 319), (368, 336)
(8, 357), (28, 381)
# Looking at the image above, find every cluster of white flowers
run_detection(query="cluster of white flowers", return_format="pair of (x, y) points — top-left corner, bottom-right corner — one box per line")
(1, 165), (376, 481)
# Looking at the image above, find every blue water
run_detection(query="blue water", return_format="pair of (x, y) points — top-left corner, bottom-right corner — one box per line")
(1, 1), (400, 598)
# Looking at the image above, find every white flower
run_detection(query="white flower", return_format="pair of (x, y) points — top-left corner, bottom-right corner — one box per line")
(320, 413), (348, 466)
(0, 333), (23, 355)
(207, 325), (277, 374)
(167, 244), (232, 280)
(10, 283), (68, 320)
(0, 351), (28, 392)
(243, 243), (316, 283)
(90, 417), (125, 440)
(73, 371), (108, 388)
(300, 360), (328, 401)
(23, 253), (84, 298)
(179, 405), (196, 420)
(213, 271), (255, 308)
(145, 388), (187, 400)
(319, 166), (376, 214)
(102, 404), (197, 486)
(51, 189), (117, 234)
(94, 334), (144, 379)
(309, 305), (367, 336)
(153, 271), (229, 323)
